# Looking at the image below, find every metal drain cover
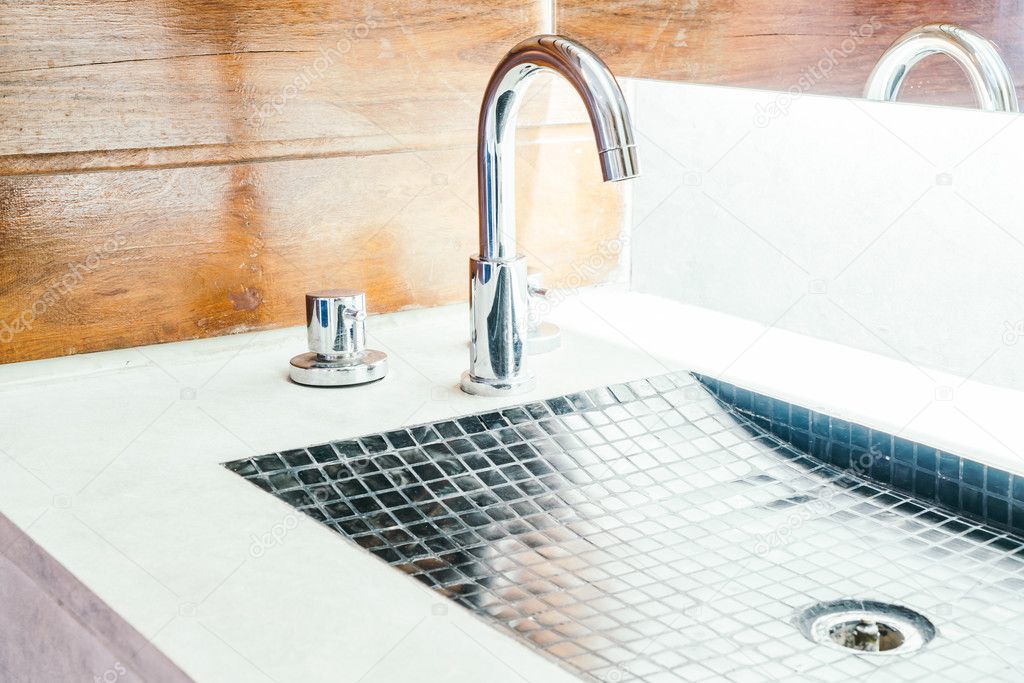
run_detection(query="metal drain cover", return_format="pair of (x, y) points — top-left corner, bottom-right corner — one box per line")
(795, 600), (936, 656)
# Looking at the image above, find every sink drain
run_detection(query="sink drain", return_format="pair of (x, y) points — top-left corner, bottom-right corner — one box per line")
(795, 600), (936, 656)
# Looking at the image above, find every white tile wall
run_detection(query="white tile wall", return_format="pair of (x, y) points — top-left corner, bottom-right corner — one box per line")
(629, 78), (1024, 392)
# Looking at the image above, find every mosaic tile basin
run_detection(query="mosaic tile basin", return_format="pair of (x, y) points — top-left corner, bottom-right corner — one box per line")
(225, 372), (1024, 682)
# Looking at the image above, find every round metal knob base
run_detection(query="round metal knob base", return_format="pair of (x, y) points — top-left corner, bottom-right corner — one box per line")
(289, 350), (388, 387)
(460, 370), (536, 396)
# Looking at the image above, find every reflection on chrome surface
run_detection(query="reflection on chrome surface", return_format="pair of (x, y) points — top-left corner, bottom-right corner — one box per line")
(227, 373), (1024, 681)
(865, 23), (1019, 112)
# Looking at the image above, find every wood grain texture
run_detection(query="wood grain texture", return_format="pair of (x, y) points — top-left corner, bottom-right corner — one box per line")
(0, 1), (626, 363)
(557, 1), (1024, 108)
(0, 132), (625, 363)
(1, 0), (580, 163)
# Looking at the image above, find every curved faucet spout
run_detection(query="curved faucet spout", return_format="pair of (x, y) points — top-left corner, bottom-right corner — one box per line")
(864, 24), (1019, 112)
(462, 35), (638, 396)
(477, 34), (639, 261)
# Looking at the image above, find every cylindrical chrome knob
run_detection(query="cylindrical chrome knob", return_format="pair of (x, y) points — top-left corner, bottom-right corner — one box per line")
(290, 289), (388, 387)
(306, 289), (367, 358)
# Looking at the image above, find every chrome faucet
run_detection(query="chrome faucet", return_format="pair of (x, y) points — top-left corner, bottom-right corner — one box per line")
(864, 24), (1019, 112)
(460, 35), (639, 396)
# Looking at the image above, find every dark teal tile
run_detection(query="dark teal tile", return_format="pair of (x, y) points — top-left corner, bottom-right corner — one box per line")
(831, 443), (851, 468)
(1013, 475), (1024, 502)
(1013, 506), (1024, 531)
(771, 400), (789, 424)
(961, 487), (984, 517)
(830, 419), (850, 444)
(851, 425), (870, 450)
(790, 405), (810, 431)
(812, 412), (830, 437)
(892, 463), (913, 491)
(962, 460), (984, 488)
(938, 453), (960, 479)
(986, 469), (1010, 496)
(869, 430), (892, 458)
(871, 456), (892, 484)
(914, 471), (936, 499)
(915, 448), (938, 472)
(987, 496), (1009, 525)
(893, 437), (915, 464)
(938, 478), (959, 508)
(734, 387), (752, 412)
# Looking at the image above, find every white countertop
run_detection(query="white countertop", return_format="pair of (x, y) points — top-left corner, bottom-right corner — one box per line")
(1, 286), (1022, 682)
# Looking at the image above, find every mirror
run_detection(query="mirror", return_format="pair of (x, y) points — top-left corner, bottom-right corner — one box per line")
(554, 3), (1024, 393)
(558, 1), (1024, 111)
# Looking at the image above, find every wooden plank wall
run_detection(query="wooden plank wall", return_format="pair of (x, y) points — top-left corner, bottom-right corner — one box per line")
(557, 1), (1024, 108)
(0, 1), (625, 363)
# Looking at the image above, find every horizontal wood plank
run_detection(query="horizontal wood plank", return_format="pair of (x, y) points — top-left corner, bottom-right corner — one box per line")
(1, 0), (584, 163)
(0, 132), (626, 363)
(0, 0), (631, 364)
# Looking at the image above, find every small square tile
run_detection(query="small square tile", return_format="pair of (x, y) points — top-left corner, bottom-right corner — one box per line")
(1012, 476), (1024, 502)
(850, 425), (870, 450)
(1013, 506), (1024, 531)
(308, 444), (339, 464)
(962, 460), (984, 488)
(790, 405), (810, 431)
(831, 443), (851, 469)
(281, 449), (312, 468)
(938, 453), (961, 479)
(734, 387), (752, 412)
(870, 456), (892, 484)
(987, 496), (1010, 525)
(915, 448), (938, 472)
(938, 478), (959, 508)
(385, 430), (417, 449)
(830, 419), (850, 444)
(986, 469), (1010, 496)
(914, 471), (936, 499)
(868, 430), (892, 458)
(812, 413), (830, 438)
(253, 454), (285, 473)
(893, 437), (915, 464)
(961, 486), (984, 517)
(892, 463), (913, 491)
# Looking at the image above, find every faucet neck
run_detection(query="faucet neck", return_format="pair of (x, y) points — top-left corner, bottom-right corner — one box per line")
(476, 35), (638, 261)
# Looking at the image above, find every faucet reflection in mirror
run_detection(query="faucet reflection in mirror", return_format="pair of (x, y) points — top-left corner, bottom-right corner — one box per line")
(461, 35), (640, 396)
(865, 23), (1019, 112)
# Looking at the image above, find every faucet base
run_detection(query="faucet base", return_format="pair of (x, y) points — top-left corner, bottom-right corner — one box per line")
(460, 370), (536, 396)
(465, 255), (533, 394)
(289, 350), (388, 387)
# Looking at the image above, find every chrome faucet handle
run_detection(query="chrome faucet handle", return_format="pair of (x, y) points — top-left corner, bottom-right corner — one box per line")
(527, 271), (561, 354)
(289, 289), (388, 387)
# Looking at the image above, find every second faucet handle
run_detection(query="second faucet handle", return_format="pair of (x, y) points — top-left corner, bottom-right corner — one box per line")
(306, 289), (368, 358)
(290, 289), (388, 387)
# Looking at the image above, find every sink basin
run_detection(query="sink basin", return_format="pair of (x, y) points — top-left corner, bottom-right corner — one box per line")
(225, 372), (1024, 681)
